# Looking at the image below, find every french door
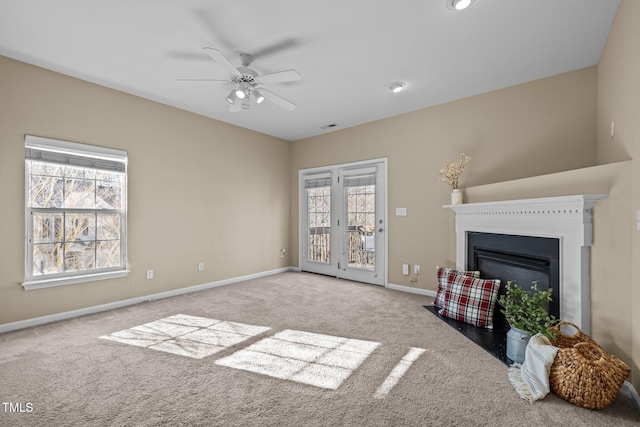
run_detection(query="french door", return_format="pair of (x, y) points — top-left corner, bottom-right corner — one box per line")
(300, 159), (387, 286)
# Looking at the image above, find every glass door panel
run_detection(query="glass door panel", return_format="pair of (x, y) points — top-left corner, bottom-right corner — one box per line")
(346, 184), (376, 271)
(300, 173), (336, 277)
(307, 186), (331, 264)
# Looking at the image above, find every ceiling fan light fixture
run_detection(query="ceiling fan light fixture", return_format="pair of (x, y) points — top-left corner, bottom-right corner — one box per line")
(241, 97), (251, 110)
(448, 0), (475, 11)
(253, 89), (265, 105)
(235, 86), (247, 100)
(389, 82), (406, 93)
(225, 90), (236, 104)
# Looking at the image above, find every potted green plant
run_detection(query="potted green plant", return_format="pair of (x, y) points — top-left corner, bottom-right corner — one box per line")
(498, 281), (558, 363)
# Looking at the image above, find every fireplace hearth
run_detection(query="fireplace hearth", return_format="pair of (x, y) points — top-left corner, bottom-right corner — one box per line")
(426, 233), (561, 365)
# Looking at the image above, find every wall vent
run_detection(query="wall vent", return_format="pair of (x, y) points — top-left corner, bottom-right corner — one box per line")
(320, 123), (339, 129)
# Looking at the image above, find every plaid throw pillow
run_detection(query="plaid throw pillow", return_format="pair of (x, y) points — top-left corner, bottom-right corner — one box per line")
(434, 266), (480, 309)
(438, 274), (501, 329)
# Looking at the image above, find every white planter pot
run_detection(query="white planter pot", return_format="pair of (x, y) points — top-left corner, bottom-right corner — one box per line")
(451, 189), (463, 205)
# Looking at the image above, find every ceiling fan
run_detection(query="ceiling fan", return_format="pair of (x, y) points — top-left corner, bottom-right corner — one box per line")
(177, 47), (301, 112)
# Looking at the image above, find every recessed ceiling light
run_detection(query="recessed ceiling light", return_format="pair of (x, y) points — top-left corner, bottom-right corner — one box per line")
(447, 0), (476, 11)
(389, 82), (406, 93)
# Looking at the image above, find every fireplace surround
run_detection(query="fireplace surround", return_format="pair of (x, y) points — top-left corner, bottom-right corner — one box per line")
(446, 194), (606, 335)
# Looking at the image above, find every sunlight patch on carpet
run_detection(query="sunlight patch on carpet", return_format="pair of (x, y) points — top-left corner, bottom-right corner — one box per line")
(99, 314), (271, 359)
(215, 329), (380, 390)
(100, 315), (425, 394)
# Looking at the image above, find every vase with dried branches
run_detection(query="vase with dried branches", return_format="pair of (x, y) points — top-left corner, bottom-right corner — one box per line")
(438, 153), (471, 204)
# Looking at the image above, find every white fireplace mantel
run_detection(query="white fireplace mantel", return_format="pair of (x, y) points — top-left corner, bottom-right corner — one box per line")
(445, 194), (607, 335)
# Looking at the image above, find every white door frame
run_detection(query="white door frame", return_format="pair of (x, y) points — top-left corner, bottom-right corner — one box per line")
(298, 158), (388, 286)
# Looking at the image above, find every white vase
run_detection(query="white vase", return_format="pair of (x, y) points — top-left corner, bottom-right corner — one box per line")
(451, 189), (463, 205)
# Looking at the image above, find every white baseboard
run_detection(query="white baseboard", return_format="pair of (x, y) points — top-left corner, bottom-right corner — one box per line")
(0, 267), (295, 334)
(387, 282), (436, 298)
(622, 381), (640, 415)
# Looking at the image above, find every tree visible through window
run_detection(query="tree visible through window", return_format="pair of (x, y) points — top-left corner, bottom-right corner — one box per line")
(25, 136), (127, 288)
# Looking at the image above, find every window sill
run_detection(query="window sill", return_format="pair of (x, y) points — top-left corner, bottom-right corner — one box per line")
(22, 270), (129, 291)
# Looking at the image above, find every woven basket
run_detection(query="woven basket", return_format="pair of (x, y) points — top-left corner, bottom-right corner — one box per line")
(549, 321), (596, 348)
(549, 322), (630, 409)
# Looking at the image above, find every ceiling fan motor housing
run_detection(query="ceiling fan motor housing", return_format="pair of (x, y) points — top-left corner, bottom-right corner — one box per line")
(238, 53), (254, 67)
(232, 67), (259, 89)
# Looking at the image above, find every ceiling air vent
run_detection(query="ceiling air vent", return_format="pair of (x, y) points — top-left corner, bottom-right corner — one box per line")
(321, 123), (339, 130)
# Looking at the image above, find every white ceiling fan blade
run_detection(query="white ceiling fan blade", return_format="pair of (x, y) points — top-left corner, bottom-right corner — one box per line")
(202, 47), (241, 77)
(250, 39), (298, 60)
(256, 69), (302, 85)
(176, 79), (231, 85)
(261, 88), (296, 111)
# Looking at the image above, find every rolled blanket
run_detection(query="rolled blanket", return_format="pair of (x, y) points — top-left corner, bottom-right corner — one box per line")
(508, 333), (558, 403)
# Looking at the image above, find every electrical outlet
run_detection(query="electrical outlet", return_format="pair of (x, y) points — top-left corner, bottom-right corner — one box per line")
(146, 270), (153, 279)
(280, 248), (286, 258)
(198, 262), (205, 272)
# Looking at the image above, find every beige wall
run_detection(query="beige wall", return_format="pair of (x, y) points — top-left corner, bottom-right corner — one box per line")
(291, 66), (598, 288)
(0, 56), (291, 324)
(596, 0), (640, 392)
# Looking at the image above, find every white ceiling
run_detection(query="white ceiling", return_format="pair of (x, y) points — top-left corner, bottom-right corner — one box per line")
(0, 0), (620, 142)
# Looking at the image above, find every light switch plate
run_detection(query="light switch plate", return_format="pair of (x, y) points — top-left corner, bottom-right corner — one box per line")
(396, 207), (407, 216)
(402, 264), (409, 275)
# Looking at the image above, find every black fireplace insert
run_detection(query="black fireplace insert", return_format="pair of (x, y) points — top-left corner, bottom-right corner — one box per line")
(467, 231), (560, 330)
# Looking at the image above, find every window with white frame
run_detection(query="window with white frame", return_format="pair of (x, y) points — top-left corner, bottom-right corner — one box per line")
(24, 135), (128, 290)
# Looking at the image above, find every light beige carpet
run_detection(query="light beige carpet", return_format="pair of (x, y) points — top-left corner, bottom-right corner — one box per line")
(0, 272), (638, 426)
